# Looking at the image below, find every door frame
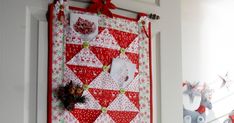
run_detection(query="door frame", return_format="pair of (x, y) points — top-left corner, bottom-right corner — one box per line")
(24, 6), (48, 123)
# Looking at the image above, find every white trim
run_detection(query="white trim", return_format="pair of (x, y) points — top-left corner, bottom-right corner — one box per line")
(24, 7), (30, 123)
(24, 6), (48, 123)
(37, 21), (48, 123)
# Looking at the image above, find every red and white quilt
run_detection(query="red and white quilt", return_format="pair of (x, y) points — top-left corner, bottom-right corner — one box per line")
(48, 2), (153, 123)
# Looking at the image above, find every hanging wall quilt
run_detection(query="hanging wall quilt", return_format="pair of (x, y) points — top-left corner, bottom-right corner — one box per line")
(48, 0), (153, 123)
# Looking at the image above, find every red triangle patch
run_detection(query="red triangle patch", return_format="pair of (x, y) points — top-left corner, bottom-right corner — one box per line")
(125, 91), (140, 109)
(90, 47), (120, 66)
(98, 27), (105, 34)
(67, 65), (102, 85)
(71, 109), (101, 123)
(89, 88), (119, 107)
(108, 29), (137, 49)
(66, 44), (83, 62)
(125, 52), (139, 70)
(108, 111), (138, 123)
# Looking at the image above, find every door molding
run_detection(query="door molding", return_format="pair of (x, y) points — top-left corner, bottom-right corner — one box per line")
(24, 6), (48, 123)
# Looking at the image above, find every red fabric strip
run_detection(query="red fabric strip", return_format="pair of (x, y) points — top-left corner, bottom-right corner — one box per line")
(148, 22), (153, 123)
(47, 4), (54, 123)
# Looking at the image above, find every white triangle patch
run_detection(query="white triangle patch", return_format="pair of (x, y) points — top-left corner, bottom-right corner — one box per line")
(65, 27), (83, 45)
(108, 94), (138, 112)
(66, 48), (103, 68)
(52, 99), (80, 123)
(64, 65), (83, 86)
(90, 29), (121, 50)
(75, 90), (101, 110)
(94, 113), (115, 123)
(62, 110), (80, 123)
(125, 36), (141, 54)
(125, 74), (140, 92)
(89, 72), (120, 90)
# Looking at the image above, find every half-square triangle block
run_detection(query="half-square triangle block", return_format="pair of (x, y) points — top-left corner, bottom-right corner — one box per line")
(108, 28), (138, 49)
(67, 65), (102, 85)
(89, 88), (119, 108)
(130, 113), (140, 123)
(90, 46), (120, 66)
(59, 109), (78, 123)
(66, 44), (83, 62)
(67, 48), (103, 68)
(65, 27), (83, 45)
(75, 90), (101, 110)
(63, 65), (83, 86)
(125, 91), (140, 110)
(125, 36), (140, 54)
(90, 28), (121, 50)
(89, 72), (120, 90)
(125, 74), (140, 92)
(108, 94), (138, 112)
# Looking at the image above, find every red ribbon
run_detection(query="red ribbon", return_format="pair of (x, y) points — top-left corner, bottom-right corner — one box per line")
(88, 0), (117, 18)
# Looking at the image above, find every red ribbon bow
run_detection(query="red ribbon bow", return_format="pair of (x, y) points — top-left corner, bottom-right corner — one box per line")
(88, 0), (117, 18)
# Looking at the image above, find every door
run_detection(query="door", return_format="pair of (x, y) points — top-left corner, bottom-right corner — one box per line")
(0, 0), (48, 123)
(0, 0), (182, 123)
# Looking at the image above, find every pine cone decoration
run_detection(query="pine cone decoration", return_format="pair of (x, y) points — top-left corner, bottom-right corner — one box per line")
(57, 81), (86, 111)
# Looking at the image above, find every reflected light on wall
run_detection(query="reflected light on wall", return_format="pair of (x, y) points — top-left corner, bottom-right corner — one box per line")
(182, 0), (234, 122)
(200, 0), (234, 82)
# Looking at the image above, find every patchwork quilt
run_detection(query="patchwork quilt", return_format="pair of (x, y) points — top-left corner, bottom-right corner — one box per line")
(48, 2), (153, 123)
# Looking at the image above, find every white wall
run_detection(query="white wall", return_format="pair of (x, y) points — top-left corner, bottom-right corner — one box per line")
(0, 0), (48, 122)
(182, 0), (234, 122)
(161, 0), (183, 122)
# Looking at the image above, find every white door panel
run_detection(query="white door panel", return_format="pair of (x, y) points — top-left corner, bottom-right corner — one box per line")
(24, 6), (48, 123)
(37, 21), (48, 123)
(0, 0), (48, 123)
